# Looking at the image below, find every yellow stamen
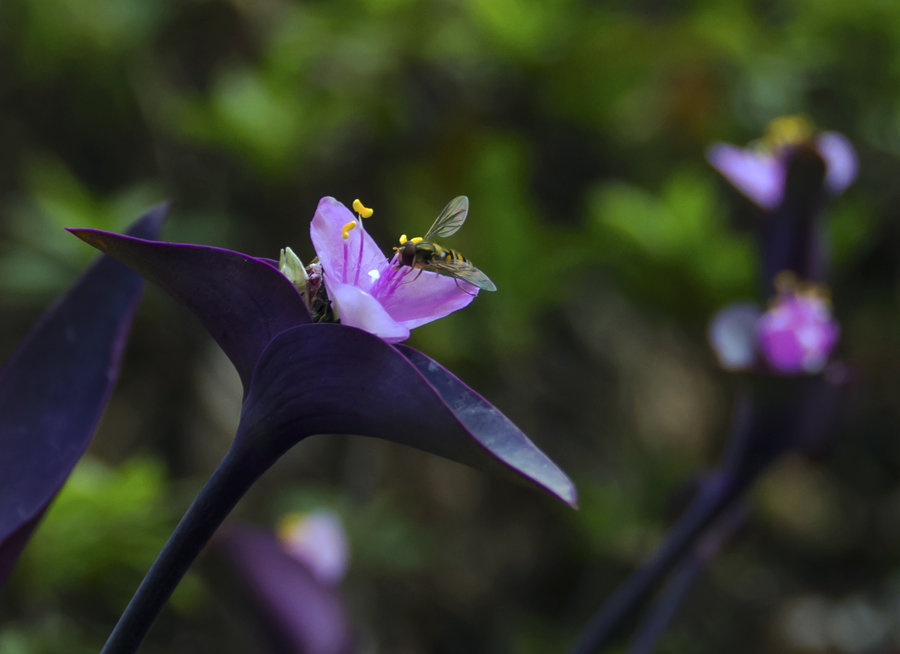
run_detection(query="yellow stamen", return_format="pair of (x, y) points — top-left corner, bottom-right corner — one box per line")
(772, 270), (832, 304)
(763, 115), (814, 149)
(774, 270), (797, 294)
(410, 236), (423, 244)
(398, 234), (408, 245)
(276, 511), (305, 543)
(341, 221), (357, 239)
(353, 199), (374, 218)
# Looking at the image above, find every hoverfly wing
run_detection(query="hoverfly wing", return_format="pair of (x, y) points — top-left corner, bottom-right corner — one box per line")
(423, 196), (469, 240)
(427, 258), (497, 292)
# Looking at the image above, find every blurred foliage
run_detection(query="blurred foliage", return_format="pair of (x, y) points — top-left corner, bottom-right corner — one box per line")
(3, 0), (900, 651)
(1, 457), (202, 653)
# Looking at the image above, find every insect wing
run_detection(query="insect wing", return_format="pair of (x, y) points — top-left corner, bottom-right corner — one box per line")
(423, 196), (469, 240)
(426, 258), (497, 292)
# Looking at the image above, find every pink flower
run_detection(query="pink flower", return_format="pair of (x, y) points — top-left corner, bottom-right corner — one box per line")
(756, 290), (840, 375)
(277, 510), (349, 586)
(707, 117), (857, 210)
(309, 197), (477, 342)
(708, 290), (840, 375)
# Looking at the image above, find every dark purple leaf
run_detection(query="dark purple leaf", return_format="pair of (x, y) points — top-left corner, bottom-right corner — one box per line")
(396, 345), (577, 505)
(67, 229), (312, 388)
(212, 525), (353, 654)
(238, 324), (577, 507)
(0, 207), (166, 586)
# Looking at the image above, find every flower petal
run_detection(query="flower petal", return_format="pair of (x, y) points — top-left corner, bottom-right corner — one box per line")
(328, 282), (410, 342)
(0, 206), (165, 586)
(707, 143), (785, 210)
(816, 132), (858, 195)
(67, 229), (312, 388)
(236, 323), (577, 507)
(379, 268), (478, 330)
(278, 511), (350, 585)
(756, 294), (840, 375)
(310, 197), (387, 293)
(708, 302), (761, 371)
(212, 525), (354, 654)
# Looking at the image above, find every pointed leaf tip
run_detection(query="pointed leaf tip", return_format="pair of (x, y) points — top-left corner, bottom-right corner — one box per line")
(397, 345), (578, 507)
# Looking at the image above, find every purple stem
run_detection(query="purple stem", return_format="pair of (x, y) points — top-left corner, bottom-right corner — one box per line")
(99, 438), (279, 654)
(568, 471), (745, 654)
(625, 504), (748, 654)
(570, 387), (785, 654)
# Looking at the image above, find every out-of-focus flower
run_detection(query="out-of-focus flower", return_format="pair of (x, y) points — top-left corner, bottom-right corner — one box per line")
(0, 207), (165, 586)
(310, 197), (476, 342)
(707, 115), (857, 211)
(708, 275), (840, 376)
(214, 524), (354, 654)
(756, 282), (840, 375)
(277, 511), (349, 586)
(708, 302), (762, 371)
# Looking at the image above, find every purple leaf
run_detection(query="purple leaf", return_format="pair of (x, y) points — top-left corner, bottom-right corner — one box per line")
(0, 206), (165, 586)
(67, 230), (312, 388)
(397, 345), (577, 505)
(238, 324), (577, 506)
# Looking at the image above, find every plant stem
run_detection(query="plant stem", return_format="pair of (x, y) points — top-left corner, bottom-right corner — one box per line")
(100, 440), (273, 654)
(568, 471), (744, 654)
(625, 503), (748, 654)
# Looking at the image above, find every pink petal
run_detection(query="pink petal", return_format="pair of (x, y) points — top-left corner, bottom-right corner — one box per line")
(328, 282), (409, 342)
(707, 143), (785, 210)
(755, 294), (840, 374)
(708, 302), (761, 371)
(379, 267), (478, 330)
(310, 197), (387, 290)
(816, 132), (858, 195)
(279, 511), (349, 586)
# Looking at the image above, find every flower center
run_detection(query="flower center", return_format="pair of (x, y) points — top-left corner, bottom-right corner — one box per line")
(761, 115), (815, 151)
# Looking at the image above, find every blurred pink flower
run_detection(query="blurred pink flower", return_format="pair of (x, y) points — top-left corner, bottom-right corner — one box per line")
(707, 117), (857, 210)
(756, 289), (840, 375)
(278, 511), (350, 586)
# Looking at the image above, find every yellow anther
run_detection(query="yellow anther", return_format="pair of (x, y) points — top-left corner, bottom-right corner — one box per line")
(774, 270), (797, 293)
(398, 234), (408, 245)
(353, 199), (374, 218)
(410, 236), (423, 244)
(764, 115), (814, 149)
(341, 221), (357, 239)
(276, 512), (305, 542)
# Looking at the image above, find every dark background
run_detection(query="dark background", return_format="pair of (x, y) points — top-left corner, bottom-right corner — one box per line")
(3, 0), (900, 652)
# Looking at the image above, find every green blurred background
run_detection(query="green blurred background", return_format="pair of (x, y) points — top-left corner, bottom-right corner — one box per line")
(3, 0), (900, 652)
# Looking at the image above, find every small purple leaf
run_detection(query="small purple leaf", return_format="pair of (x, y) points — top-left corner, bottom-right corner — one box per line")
(0, 206), (166, 586)
(67, 230), (312, 387)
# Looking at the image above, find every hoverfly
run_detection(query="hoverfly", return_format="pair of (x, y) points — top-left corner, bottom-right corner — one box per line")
(394, 196), (497, 292)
